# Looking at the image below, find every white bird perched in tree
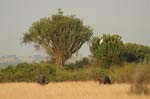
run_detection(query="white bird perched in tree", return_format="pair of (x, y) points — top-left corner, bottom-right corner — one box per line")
(99, 38), (103, 45)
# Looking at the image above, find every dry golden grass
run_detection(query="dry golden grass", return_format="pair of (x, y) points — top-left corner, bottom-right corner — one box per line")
(0, 81), (149, 99)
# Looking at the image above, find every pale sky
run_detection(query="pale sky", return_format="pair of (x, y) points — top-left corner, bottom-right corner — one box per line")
(0, 0), (150, 57)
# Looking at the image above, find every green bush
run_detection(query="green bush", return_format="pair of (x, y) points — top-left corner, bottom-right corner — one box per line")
(0, 62), (150, 83)
(64, 57), (90, 70)
(0, 63), (56, 82)
(0, 62), (104, 82)
(51, 66), (104, 82)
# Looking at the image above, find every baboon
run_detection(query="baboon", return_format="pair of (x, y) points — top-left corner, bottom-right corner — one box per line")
(36, 74), (48, 85)
(98, 75), (111, 84)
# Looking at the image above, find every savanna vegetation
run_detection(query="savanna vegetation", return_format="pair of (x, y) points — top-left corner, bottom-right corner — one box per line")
(0, 9), (150, 95)
(0, 82), (150, 99)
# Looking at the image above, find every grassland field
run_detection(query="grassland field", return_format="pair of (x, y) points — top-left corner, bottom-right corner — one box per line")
(0, 81), (149, 99)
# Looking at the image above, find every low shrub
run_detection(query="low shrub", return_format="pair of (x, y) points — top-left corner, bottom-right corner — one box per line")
(64, 57), (90, 70)
(0, 62), (104, 82)
(130, 64), (150, 95)
(52, 66), (104, 82)
(108, 63), (136, 83)
(0, 62), (149, 84)
(0, 63), (56, 82)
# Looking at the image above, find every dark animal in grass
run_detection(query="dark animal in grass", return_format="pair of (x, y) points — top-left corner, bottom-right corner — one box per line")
(36, 74), (48, 85)
(98, 75), (111, 84)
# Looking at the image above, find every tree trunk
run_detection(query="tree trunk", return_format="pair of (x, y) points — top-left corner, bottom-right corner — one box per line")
(56, 56), (64, 67)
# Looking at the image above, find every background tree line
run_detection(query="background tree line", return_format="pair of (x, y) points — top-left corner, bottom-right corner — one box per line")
(89, 34), (150, 67)
(22, 9), (150, 67)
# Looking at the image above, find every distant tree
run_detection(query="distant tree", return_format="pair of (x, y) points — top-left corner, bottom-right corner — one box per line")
(22, 9), (93, 67)
(89, 34), (124, 67)
(124, 43), (150, 63)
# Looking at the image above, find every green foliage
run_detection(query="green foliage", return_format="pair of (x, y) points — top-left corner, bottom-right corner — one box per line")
(0, 62), (104, 82)
(53, 66), (104, 81)
(89, 34), (124, 67)
(0, 62), (150, 83)
(64, 57), (90, 70)
(89, 34), (150, 66)
(124, 43), (150, 63)
(0, 63), (56, 82)
(22, 9), (93, 67)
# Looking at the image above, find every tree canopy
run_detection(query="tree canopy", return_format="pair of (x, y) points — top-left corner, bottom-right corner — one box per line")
(22, 10), (93, 67)
(124, 43), (150, 63)
(89, 34), (124, 67)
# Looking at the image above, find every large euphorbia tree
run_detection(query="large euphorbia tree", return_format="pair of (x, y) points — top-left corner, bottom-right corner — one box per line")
(22, 10), (93, 67)
(89, 34), (124, 66)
